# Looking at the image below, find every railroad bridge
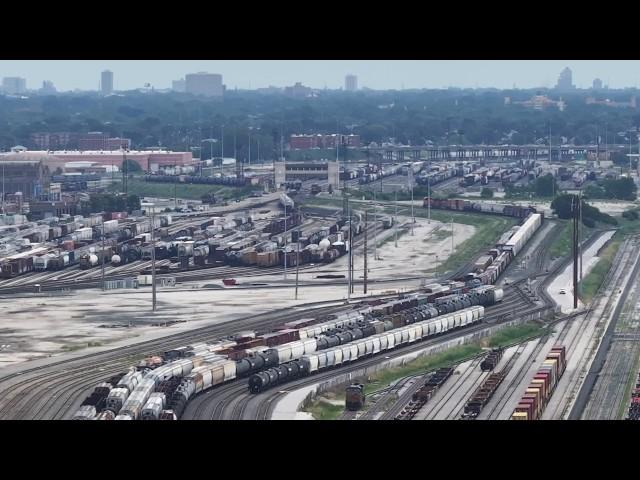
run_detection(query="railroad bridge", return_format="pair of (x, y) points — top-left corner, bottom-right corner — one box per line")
(364, 144), (626, 162)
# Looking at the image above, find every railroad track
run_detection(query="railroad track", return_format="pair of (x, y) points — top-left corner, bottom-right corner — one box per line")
(0, 210), (552, 420)
(550, 237), (639, 419)
(0, 300), (364, 420)
(325, 221), (579, 422)
(355, 374), (424, 420)
(183, 296), (552, 420)
(411, 357), (484, 420)
(564, 236), (640, 420)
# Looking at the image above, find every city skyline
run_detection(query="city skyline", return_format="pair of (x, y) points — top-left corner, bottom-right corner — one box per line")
(1, 60), (640, 92)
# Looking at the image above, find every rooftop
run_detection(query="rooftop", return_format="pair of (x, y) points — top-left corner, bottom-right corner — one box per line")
(0, 149), (187, 156)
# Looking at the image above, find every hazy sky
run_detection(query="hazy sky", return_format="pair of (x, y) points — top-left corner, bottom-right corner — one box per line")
(1, 60), (639, 91)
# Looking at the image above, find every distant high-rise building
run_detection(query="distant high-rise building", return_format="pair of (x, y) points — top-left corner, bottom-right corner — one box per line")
(185, 72), (223, 97)
(101, 70), (113, 95)
(593, 78), (603, 90)
(172, 78), (186, 92)
(345, 74), (358, 92)
(39, 80), (56, 94)
(556, 67), (574, 91)
(2, 77), (26, 95)
(284, 82), (312, 98)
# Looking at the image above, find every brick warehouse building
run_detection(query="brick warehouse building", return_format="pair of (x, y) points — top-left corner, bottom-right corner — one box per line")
(0, 156), (51, 200)
(0, 150), (193, 172)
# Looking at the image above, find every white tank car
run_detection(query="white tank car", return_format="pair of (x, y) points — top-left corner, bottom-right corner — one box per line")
(279, 193), (295, 210)
(111, 254), (122, 265)
(318, 238), (331, 251)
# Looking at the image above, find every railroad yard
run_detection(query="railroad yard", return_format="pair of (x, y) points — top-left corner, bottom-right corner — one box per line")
(0, 157), (638, 422)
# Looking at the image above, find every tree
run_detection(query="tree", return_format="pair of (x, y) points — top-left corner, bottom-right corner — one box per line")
(122, 159), (142, 173)
(551, 194), (618, 226)
(480, 187), (494, 199)
(602, 177), (637, 201)
(534, 174), (558, 197)
(127, 194), (141, 211)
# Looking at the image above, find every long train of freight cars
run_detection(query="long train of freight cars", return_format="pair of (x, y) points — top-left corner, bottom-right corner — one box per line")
(451, 212), (542, 286)
(144, 174), (248, 187)
(395, 367), (455, 420)
(511, 346), (567, 420)
(423, 198), (538, 219)
(247, 305), (485, 394)
(72, 285), (501, 419)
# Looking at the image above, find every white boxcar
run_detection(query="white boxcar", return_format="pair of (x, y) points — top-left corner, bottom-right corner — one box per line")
(386, 333), (396, 350)
(141, 396), (164, 420)
(365, 339), (374, 355)
(334, 348), (343, 365)
(340, 345), (352, 363)
(301, 339), (317, 355)
(357, 340), (367, 357)
(274, 344), (293, 363)
(326, 350), (336, 367)
(316, 351), (328, 369)
(149, 392), (166, 409)
(407, 326), (417, 343)
(301, 354), (319, 373)
(372, 337), (381, 354)
(72, 405), (96, 420)
(400, 329), (410, 343)
(106, 388), (129, 413)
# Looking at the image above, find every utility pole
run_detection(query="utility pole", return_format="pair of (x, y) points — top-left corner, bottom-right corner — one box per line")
(101, 215), (105, 291)
(549, 123), (554, 198)
(630, 135), (633, 175)
(122, 150), (128, 197)
(427, 172), (431, 224)
(283, 200), (287, 281)
(295, 227), (300, 300)
(150, 204), (157, 312)
(364, 211), (368, 294)
(451, 217), (454, 254)
(373, 191), (378, 260)
(221, 125), (225, 174)
(409, 167), (415, 235)
(394, 190), (398, 248)
(1, 163), (4, 215)
(572, 195), (579, 310)
(347, 204), (352, 302)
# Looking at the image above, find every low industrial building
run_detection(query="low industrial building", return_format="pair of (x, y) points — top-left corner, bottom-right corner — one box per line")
(0, 149), (193, 172)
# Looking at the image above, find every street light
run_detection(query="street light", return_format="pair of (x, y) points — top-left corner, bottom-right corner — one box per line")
(202, 139), (218, 176)
(141, 202), (157, 312)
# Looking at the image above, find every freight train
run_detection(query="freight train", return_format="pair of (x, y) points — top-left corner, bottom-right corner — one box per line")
(74, 284), (501, 419)
(144, 174), (248, 187)
(627, 372), (640, 420)
(462, 370), (506, 419)
(422, 198), (538, 219)
(511, 345), (566, 420)
(247, 305), (485, 394)
(416, 167), (457, 187)
(395, 367), (454, 420)
(345, 384), (366, 410)
(459, 213), (542, 286)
